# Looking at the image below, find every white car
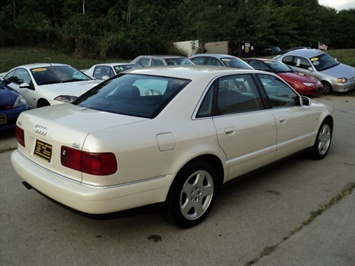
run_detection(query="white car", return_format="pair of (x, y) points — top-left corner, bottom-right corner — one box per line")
(2, 63), (101, 108)
(189, 53), (253, 69)
(11, 66), (333, 228)
(83, 63), (142, 80)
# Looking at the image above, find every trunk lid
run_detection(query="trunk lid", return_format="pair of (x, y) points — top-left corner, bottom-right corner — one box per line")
(16, 103), (146, 183)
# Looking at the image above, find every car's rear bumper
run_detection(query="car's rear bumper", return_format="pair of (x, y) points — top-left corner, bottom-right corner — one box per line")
(11, 149), (173, 214)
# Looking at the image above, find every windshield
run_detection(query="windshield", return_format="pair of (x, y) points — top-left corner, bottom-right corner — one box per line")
(310, 53), (339, 71)
(73, 73), (190, 118)
(221, 57), (253, 69)
(266, 61), (293, 73)
(31, 65), (92, 85)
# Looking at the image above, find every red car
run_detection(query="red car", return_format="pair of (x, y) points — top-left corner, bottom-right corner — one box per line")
(246, 58), (323, 95)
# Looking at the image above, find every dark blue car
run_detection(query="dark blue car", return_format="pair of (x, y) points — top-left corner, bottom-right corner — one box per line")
(0, 80), (28, 131)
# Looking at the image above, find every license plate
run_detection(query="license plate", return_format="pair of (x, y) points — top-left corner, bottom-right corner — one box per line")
(34, 140), (52, 162)
(0, 114), (6, 124)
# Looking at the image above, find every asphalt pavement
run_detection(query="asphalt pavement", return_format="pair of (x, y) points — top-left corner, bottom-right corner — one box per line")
(253, 189), (355, 266)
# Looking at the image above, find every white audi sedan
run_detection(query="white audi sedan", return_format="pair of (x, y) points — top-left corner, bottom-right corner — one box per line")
(2, 63), (101, 108)
(11, 66), (333, 228)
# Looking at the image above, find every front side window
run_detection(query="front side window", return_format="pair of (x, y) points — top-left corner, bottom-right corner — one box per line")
(73, 74), (190, 118)
(257, 74), (299, 108)
(294, 56), (312, 69)
(4, 68), (31, 85)
(93, 66), (112, 79)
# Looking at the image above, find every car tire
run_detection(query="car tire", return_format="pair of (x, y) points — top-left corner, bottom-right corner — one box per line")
(321, 82), (333, 94)
(164, 160), (217, 228)
(310, 118), (332, 160)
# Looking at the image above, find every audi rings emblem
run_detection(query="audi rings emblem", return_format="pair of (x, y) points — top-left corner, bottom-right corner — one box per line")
(35, 125), (48, 136)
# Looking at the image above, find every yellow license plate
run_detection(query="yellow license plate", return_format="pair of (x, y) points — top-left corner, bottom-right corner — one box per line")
(34, 140), (52, 162)
(0, 114), (6, 124)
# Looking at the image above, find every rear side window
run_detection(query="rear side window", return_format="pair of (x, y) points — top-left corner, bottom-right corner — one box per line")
(151, 59), (164, 66)
(281, 56), (293, 66)
(197, 74), (263, 117)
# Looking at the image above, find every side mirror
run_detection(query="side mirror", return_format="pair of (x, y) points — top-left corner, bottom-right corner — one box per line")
(19, 82), (32, 89)
(307, 67), (313, 72)
(102, 75), (109, 80)
(301, 96), (311, 106)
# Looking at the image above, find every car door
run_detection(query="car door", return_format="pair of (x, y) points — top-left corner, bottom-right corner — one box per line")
(4, 68), (37, 108)
(205, 74), (277, 181)
(256, 73), (317, 160)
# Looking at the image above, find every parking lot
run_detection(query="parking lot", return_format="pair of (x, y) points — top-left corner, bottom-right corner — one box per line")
(0, 95), (354, 266)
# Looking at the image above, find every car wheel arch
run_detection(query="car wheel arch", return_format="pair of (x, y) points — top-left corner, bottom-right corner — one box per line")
(163, 154), (224, 227)
(37, 98), (50, 108)
(169, 154), (224, 192)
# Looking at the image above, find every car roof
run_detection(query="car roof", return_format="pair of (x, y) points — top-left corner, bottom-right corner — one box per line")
(282, 49), (324, 58)
(246, 58), (275, 63)
(11, 63), (70, 69)
(92, 63), (139, 67)
(126, 65), (260, 80)
(135, 55), (188, 59)
(190, 54), (239, 59)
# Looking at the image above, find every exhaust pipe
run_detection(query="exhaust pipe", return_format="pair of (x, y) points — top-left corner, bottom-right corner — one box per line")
(22, 181), (33, 190)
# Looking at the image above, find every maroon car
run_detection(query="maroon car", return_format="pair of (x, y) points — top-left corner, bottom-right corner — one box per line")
(246, 58), (323, 95)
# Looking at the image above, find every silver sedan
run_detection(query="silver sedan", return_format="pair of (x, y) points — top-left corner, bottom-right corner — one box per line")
(275, 49), (355, 94)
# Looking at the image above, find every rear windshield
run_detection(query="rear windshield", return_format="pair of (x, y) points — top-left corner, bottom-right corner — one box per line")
(73, 74), (190, 118)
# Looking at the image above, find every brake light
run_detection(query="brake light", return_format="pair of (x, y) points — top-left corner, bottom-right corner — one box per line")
(61, 146), (117, 175)
(16, 126), (25, 147)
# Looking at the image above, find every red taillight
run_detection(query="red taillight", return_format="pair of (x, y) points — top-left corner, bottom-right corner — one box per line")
(61, 146), (117, 175)
(16, 126), (25, 147)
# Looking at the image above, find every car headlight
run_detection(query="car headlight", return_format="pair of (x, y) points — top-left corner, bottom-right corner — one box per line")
(303, 82), (315, 87)
(54, 95), (78, 102)
(13, 95), (27, 107)
(337, 77), (348, 83)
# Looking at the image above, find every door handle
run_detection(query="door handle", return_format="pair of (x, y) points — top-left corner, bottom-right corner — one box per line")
(224, 127), (235, 134)
(279, 117), (286, 123)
